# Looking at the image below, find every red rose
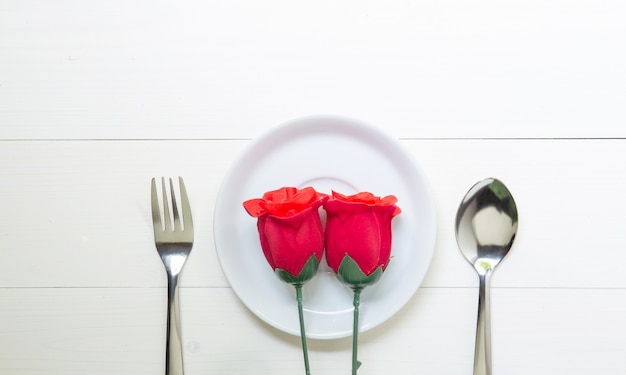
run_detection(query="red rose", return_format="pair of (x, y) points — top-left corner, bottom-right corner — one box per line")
(243, 187), (328, 283)
(323, 191), (401, 288)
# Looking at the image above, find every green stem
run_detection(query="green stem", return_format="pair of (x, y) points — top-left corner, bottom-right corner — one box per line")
(295, 285), (311, 375)
(352, 288), (363, 375)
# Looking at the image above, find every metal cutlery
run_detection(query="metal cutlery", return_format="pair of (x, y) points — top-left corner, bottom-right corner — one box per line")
(455, 178), (518, 375)
(151, 177), (194, 375)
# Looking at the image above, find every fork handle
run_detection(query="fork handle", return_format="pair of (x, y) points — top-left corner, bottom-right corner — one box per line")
(166, 273), (184, 375)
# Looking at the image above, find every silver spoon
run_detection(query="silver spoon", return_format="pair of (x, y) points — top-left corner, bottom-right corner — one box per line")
(455, 178), (518, 375)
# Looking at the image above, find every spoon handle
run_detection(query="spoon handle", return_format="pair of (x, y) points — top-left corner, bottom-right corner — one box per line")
(474, 270), (492, 375)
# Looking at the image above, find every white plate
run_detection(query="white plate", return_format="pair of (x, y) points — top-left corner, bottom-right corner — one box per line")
(214, 116), (436, 339)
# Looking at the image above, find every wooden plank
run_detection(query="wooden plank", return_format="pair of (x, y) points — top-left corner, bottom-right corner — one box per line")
(1, 1), (625, 139)
(410, 139), (626, 289)
(0, 140), (244, 288)
(1, 139), (625, 289)
(1, 287), (625, 374)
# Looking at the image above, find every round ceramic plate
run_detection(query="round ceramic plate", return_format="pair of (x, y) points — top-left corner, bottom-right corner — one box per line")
(214, 116), (436, 339)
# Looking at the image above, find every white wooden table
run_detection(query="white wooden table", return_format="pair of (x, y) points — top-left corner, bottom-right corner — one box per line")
(2, 1), (625, 374)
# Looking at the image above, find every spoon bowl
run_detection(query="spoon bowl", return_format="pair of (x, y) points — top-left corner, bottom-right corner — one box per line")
(455, 178), (518, 375)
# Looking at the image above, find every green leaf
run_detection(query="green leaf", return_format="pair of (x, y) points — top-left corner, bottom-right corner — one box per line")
(336, 255), (383, 289)
(275, 255), (319, 287)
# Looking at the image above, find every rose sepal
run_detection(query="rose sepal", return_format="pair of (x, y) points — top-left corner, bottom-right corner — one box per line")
(336, 254), (384, 290)
(275, 254), (319, 287)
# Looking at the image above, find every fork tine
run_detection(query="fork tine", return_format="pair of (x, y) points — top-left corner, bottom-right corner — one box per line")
(169, 177), (182, 232)
(179, 177), (193, 232)
(150, 178), (162, 233)
(161, 177), (172, 232)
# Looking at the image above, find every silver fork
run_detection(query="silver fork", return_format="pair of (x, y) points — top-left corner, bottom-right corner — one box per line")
(151, 177), (194, 375)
